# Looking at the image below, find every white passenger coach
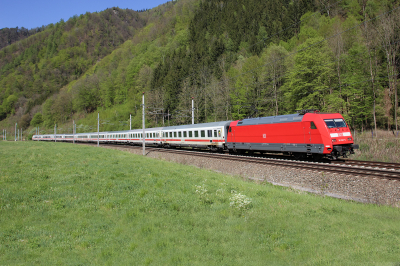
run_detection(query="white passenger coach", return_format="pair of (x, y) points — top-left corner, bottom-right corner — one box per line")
(32, 121), (231, 151)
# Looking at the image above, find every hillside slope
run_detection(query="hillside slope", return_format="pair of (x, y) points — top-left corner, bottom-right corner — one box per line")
(0, 7), (146, 123)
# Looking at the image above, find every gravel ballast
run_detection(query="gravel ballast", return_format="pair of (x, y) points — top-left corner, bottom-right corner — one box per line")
(100, 145), (400, 207)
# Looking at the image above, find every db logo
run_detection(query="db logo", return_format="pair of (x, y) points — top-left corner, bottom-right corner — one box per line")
(263, 134), (266, 138)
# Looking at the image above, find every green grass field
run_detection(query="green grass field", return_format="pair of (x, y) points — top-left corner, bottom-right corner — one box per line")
(1, 141), (399, 265)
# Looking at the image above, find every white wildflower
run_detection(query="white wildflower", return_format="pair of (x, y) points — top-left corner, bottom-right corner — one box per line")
(229, 192), (252, 211)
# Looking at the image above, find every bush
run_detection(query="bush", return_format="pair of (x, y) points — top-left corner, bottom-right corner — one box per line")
(30, 113), (43, 127)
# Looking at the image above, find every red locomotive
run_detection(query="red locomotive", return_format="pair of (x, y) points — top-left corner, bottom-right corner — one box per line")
(226, 110), (358, 159)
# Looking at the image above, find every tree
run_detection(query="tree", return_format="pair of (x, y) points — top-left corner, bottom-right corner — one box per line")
(376, 9), (400, 130)
(2, 94), (18, 115)
(19, 113), (31, 129)
(282, 37), (335, 112)
(30, 113), (43, 127)
(260, 44), (288, 116)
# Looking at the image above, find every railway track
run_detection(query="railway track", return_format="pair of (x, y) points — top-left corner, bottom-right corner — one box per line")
(92, 143), (400, 181)
(332, 159), (400, 171)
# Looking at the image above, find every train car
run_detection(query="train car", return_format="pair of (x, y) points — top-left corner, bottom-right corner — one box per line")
(226, 110), (358, 159)
(160, 121), (231, 151)
(128, 127), (163, 146)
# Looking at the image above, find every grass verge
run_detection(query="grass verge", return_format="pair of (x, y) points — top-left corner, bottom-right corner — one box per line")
(1, 141), (400, 265)
(351, 130), (400, 163)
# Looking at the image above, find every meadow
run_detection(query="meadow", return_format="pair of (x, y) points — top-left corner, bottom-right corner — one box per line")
(1, 141), (399, 265)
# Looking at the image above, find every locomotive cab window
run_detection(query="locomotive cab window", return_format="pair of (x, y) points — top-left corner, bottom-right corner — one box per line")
(324, 119), (347, 128)
(310, 122), (317, 129)
(214, 130), (217, 138)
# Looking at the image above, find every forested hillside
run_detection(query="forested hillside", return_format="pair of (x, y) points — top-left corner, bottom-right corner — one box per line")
(0, 27), (46, 50)
(0, 7), (146, 125)
(0, 0), (399, 136)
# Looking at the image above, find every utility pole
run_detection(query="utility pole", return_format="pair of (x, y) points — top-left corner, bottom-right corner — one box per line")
(142, 92), (145, 156)
(21, 128), (22, 141)
(73, 120), (75, 144)
(15, 123), (17, 141)
(97, 112), (99, 147)
(130, 113), (132, 130)
(192, 97), (194, 124)
(55, 124), (57, 142)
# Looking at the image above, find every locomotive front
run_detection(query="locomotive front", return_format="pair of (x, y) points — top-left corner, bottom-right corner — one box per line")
(317, 114), (359, 159)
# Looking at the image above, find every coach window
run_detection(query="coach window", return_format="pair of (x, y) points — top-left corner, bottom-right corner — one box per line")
(195, 131), (199, 137)
(183, 131), (187, 137)
(174, 132), (177, 138)
(310, 122), (317, 129)
(213, 130), (217, 138)
(178, 132), (182, 138)
(201, 130), (205, 138)
(189, 131), (192, 137)
(208, 130), (212, 138)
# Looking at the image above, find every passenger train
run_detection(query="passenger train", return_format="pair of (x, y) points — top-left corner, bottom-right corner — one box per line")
(33, 110), (359, 159)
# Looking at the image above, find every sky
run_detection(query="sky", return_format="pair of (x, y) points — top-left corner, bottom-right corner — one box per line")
(0, 0), (170, 29)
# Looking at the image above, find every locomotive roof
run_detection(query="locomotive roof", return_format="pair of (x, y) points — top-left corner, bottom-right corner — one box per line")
(161, 121), (232, 130)
(237, 113), (303, 126)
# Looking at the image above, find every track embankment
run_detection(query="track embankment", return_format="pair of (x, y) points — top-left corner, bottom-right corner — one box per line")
(81, 143), (400, 207)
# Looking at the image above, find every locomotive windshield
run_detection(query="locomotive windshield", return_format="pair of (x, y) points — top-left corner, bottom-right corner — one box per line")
(324, 119), (347, 128)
